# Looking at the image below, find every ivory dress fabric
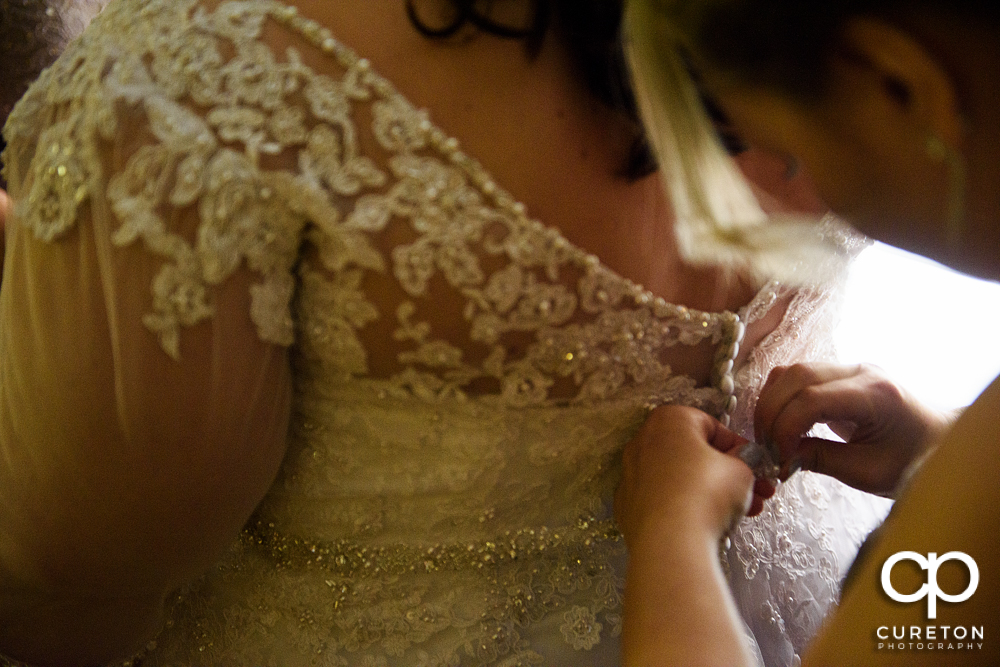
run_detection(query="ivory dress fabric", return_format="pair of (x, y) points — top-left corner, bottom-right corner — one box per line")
(1, 1), (890, 664)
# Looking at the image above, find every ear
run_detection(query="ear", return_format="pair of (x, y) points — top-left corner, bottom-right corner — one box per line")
(838, 18), (964, 148)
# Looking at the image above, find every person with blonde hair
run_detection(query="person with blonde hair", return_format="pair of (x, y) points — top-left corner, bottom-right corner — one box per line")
(0, 1), (887, 664)
(618, 0), (1000, 664)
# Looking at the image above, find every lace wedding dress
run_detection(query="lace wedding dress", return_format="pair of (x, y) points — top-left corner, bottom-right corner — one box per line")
(1, 1), (890, 665)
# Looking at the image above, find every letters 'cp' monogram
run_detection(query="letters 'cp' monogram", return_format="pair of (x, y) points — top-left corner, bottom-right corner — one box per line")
(881, 551), (979, 619)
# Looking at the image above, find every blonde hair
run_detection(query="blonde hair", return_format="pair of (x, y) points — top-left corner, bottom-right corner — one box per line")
(624, 0), (854, 285)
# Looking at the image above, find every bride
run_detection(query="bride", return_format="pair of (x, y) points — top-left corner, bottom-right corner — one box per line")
(0, 1), (886, 665)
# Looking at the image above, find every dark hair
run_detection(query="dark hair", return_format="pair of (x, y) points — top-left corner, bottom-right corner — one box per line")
(406, 0), (660, 179)
(1, 0), (82, 187)
(0, 0), (80, 123)
(689, 0), (1000, 99)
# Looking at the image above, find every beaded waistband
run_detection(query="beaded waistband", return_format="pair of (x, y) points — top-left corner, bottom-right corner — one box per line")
(241, 516), (623, 577)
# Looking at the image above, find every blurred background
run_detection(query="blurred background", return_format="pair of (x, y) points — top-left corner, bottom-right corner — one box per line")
(836, 242), (1000, 411)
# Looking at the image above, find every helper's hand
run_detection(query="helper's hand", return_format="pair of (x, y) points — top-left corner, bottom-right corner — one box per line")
(755, 363), (955, 496)
(616, 406), (774, 549)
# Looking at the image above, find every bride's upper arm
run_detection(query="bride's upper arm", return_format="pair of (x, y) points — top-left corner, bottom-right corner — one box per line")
(0, 19), (305, 607)
(0, 171), (295, 599)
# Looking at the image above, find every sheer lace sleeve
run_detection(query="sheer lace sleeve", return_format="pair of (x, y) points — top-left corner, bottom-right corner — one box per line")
(0, 1), (303, 658)
(2, 0), (325, 359)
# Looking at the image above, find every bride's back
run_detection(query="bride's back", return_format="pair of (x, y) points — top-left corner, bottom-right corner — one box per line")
(285, 0), (761, 309)
(0, 1), (801, 664)
(260, 0), (768, 389)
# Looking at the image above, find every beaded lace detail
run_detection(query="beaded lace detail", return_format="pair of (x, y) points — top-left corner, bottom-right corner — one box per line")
(3, 0), (744, 400)
(1, 1), (890, 665)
